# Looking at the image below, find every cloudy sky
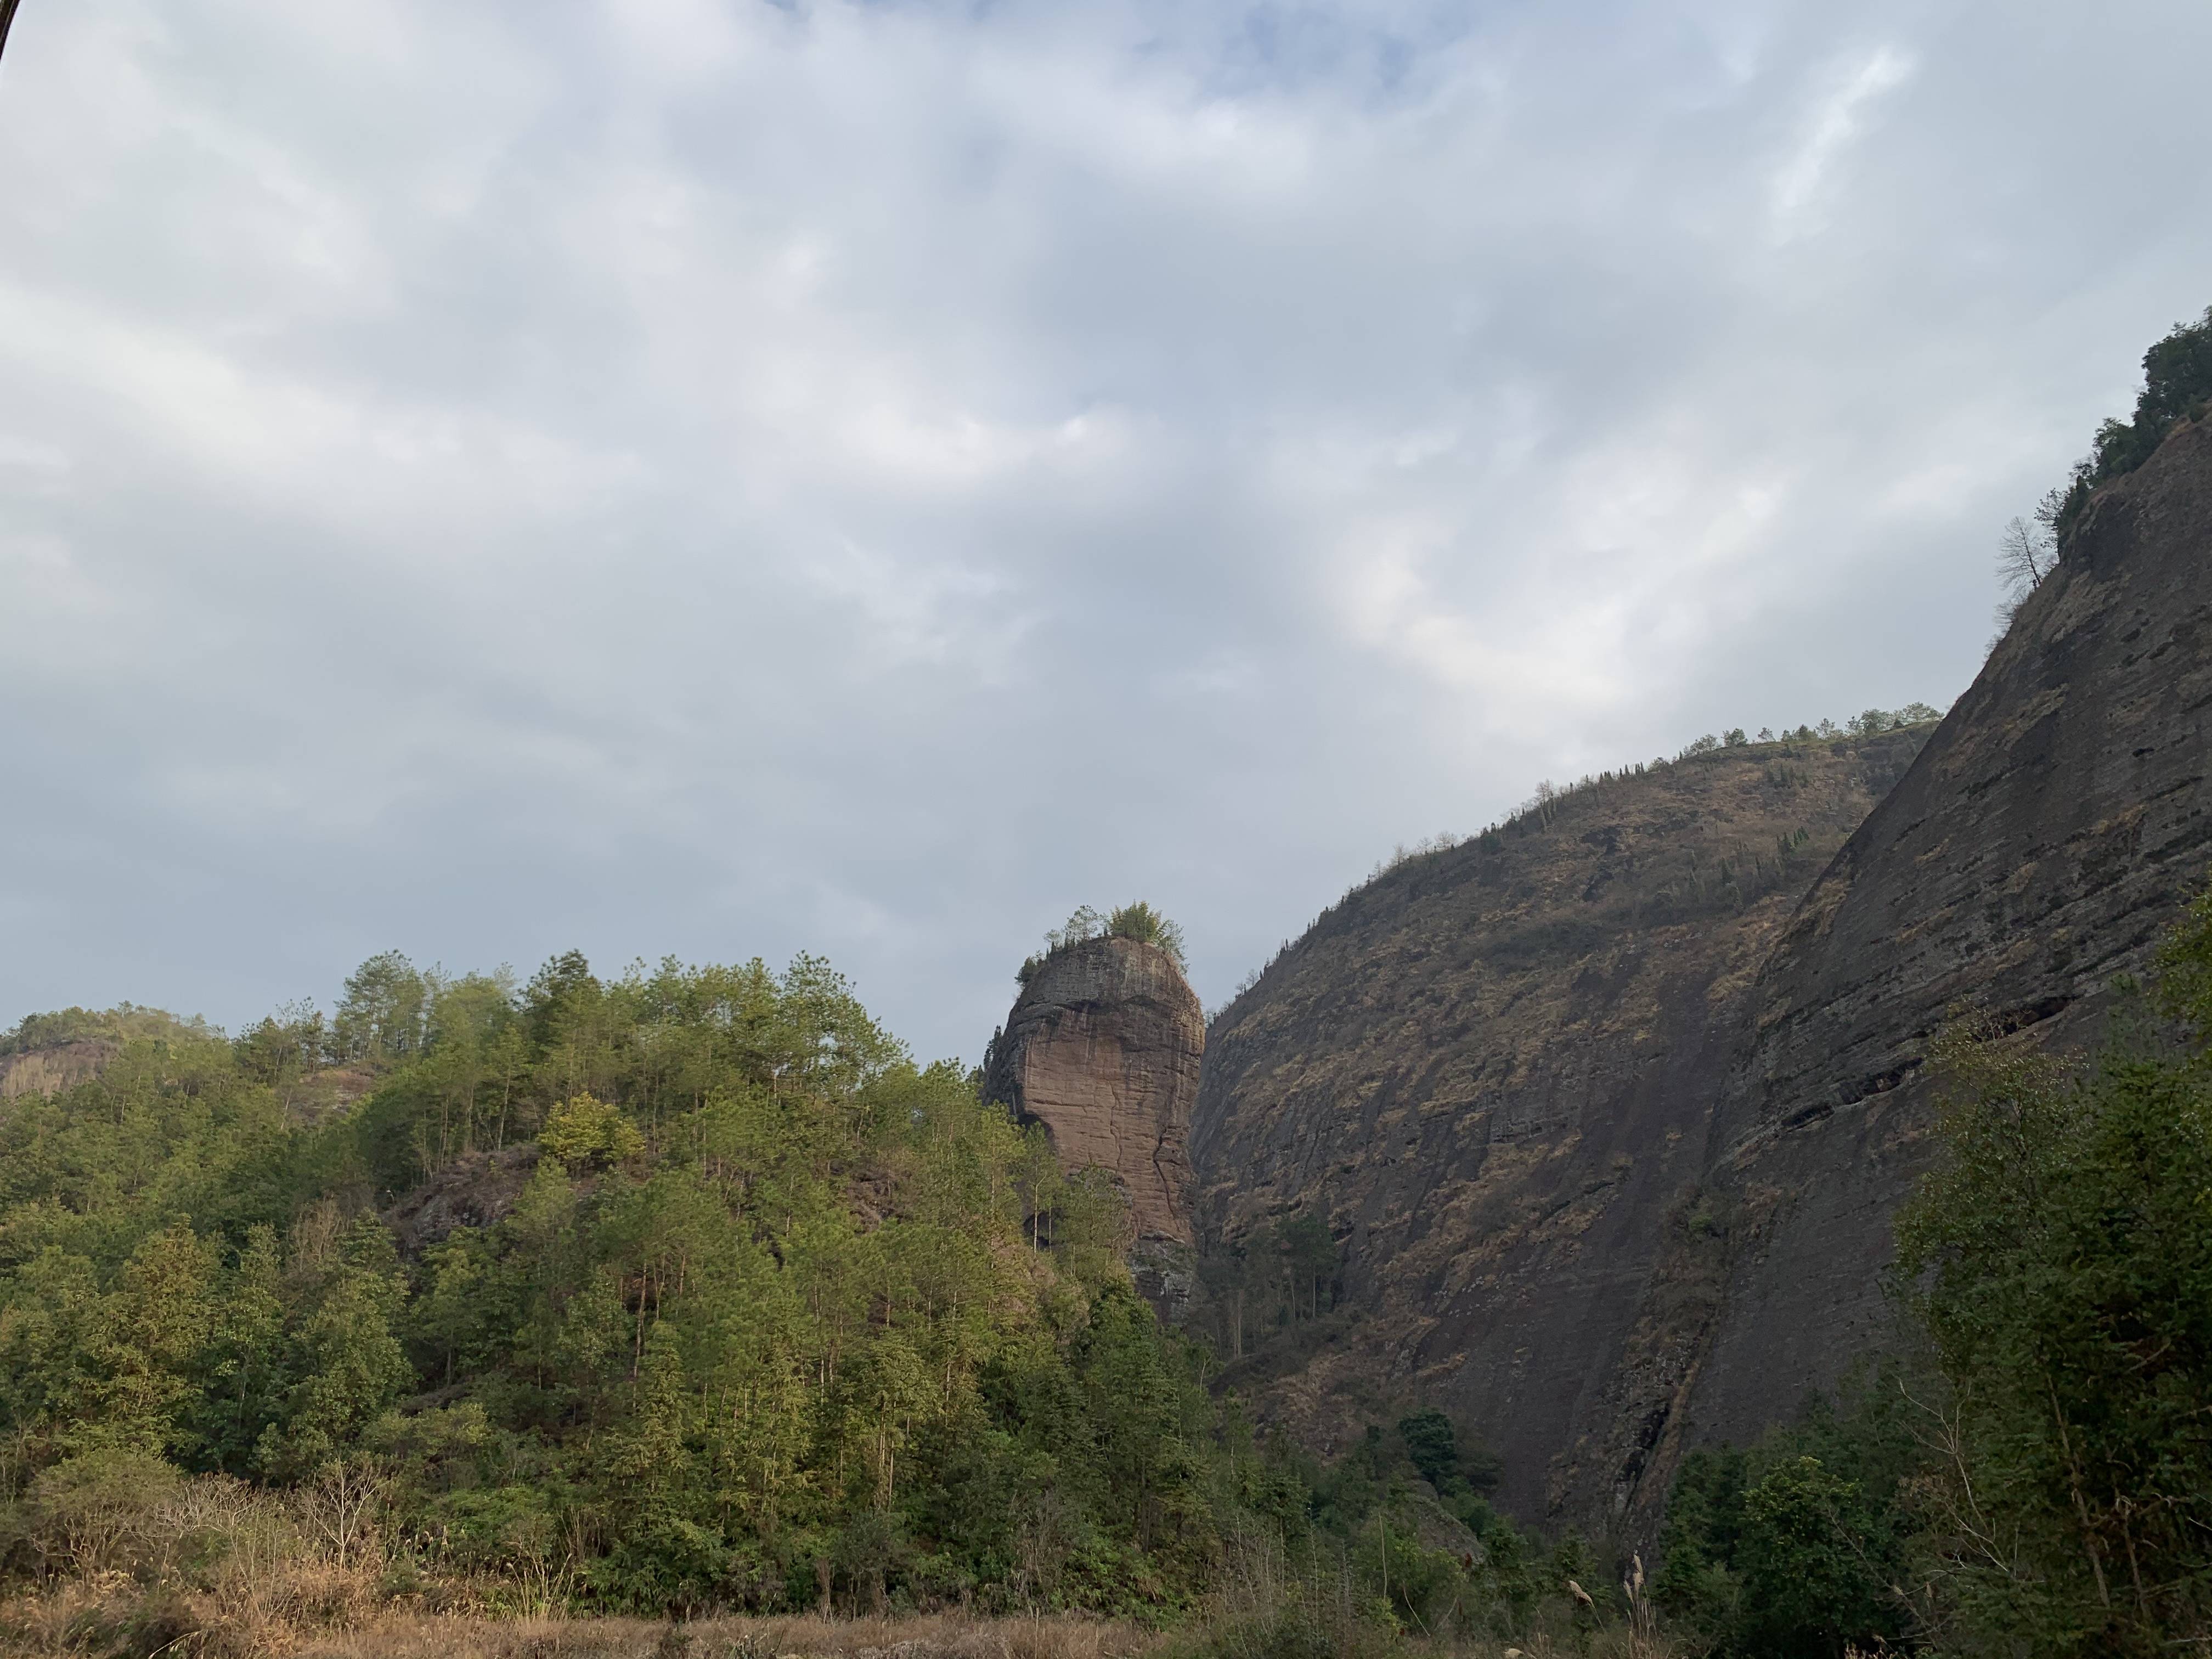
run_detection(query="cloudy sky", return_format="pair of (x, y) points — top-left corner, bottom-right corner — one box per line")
(2, 0), (2208, 1062)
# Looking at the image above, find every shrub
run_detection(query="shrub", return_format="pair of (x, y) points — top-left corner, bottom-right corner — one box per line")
(26, 1451), (185, 1576)
(1106, 902), (1188, 969)
(539, 1092), (645, 1168)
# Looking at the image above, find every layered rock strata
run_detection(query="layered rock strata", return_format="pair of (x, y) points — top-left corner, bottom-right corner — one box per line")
(1190, 414), (2212, 1539)
(1190, 730), (1931, 1522)
(982, 935), (1205, 1255)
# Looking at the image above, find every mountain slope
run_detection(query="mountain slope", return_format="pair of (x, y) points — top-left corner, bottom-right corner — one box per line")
(1190, 724), (1932, 1521)
(1678, 411), (2212, 1483)
(1193, 411), (2212, 1540)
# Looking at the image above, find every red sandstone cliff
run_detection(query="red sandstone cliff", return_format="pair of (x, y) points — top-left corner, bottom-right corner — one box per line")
(981, 934), (1204, 1250)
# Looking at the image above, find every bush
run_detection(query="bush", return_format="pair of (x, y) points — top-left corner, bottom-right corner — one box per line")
(539, 1092), (645, 1168)
(1107, 902), (1188, 969)
(27, 1451), (185, 1577)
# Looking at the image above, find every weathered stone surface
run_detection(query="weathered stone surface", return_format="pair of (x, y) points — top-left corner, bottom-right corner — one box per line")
(983, 935), (1204, 1249)
(384, 1145), (543, 1254)
(1677, 413), (2212, 1477)
(1189, 730), (1932, 1522)
(0, 1038), (117, 1099)
(1190, 414), (2212, 1542)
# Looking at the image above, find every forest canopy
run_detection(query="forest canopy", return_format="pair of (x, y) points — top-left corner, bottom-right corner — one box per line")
(0, 952), (1235, 1617)
(0, 948), (1609, 1649)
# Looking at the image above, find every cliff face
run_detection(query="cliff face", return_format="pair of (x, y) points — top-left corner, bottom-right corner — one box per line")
(1678, 414), (2212, 1474)
(1190, 414), (2212, 1539)
(1190, 729), (1931, 1521)
(983, 935), (1205, 1250)
(0, 1039), (118, 1100)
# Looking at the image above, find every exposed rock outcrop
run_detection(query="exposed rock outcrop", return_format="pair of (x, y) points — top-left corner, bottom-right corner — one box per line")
(0, 1038), (119, 1099)
(1672, 413), (2212, 1488)
(1190, 729), (1932, 1519)
(983, 935), (1204, 1258)
(384, 1145), (543, 1254)
(1190, 413), (2212, 1539)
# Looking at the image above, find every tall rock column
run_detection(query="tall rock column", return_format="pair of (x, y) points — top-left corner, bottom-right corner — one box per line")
(981, 935), (1204, 1307)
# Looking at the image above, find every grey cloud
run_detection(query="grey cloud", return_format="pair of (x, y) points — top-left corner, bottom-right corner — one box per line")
(2, 0), (2209, 1060)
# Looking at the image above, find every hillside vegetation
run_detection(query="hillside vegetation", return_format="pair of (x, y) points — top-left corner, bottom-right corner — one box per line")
(0, 955), (1635, 1657)
(0, 954), (1246, 1618)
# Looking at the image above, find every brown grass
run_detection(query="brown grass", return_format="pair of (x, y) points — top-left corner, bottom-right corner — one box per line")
(293, 1611), (1156, 1659)
(0, 1469), (1680, 1659)
(0, 1598), (1161, 1659)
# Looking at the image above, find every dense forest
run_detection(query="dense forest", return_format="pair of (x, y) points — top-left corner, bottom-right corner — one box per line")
(0, 950), (1602, 1655)
(0, 953), (1217, 1616)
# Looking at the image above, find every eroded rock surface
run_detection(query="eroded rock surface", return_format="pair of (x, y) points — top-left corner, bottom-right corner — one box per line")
(1190, 414), (2212, 1541)
(1190, 730), (1931, 1522)
(1673, 414), (2212, 1488)
(983, 935), (1204, 1250)
(0, 1039), (118, 1099)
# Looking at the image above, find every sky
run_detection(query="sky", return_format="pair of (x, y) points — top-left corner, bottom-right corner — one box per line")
(2, 0), (2209, 1065)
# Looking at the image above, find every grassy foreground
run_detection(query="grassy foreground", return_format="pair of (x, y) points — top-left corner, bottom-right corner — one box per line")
(0, 1597), (1675, 1659)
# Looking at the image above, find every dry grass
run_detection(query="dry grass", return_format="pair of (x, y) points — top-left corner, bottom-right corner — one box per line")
(0, 1599), (1162, 1659)
(0, 1469), (1680, 1659)
(292, 1611), (1156, 1659)
(0, 1599), (1684, 1659)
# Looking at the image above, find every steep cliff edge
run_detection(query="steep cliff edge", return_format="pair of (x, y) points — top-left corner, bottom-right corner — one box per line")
(1678, 414), (2212, 1475)
(982, 935), (1205, 1254)
(1190, 727), (1932, 1522)
(1192, 414), (2212, 1542)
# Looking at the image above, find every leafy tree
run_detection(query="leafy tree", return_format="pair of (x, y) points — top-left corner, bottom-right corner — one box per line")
(1397, 1408), (1459, 1493)
(334, 951), (428, 1060)
(2048, 306), (2212, 539)
(540, 1092), (645, 1169)
(1895, 974), (2212, 1652)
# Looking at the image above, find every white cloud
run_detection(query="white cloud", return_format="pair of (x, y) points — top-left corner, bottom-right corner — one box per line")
(1771, 44), (1916, 234)
(1, 0), (2209, 1056)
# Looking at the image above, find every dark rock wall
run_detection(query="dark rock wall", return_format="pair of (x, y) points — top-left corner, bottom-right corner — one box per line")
(1684, 415), (2212, 1464)
(1189, 415), (2212, 1541)
(1190, 731), (1930, 1522)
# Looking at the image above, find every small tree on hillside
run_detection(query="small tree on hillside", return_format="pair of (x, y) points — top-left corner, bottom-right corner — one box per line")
(1996, 515), (2056, 631)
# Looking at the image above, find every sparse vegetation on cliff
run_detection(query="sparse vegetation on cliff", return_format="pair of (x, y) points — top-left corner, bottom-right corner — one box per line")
(1212, 714), (1942, 1030)
(1018, 904), (1190, 984)
(2047, 304), (2212, 543)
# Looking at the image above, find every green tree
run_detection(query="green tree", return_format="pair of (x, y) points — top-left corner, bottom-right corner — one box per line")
(334, 951), (428, 1060)
(1897, 1007), (2212, 1653)
(194, 1224), (287, 1473)
(258, 1220), (412, 1476)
